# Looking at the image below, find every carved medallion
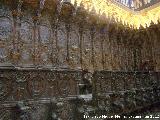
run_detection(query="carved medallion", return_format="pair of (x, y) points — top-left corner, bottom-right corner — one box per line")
(28, 75), (46, 98)
(58, 74), (71, 97)
(57, 73), (77, 96)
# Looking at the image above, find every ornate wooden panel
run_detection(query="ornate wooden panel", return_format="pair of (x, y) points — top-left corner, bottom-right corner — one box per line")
(0, 68), (82, 103)
(0, 76), (12, 102)
(93, 71), (159, 96)
(93, 71), (112, 96)
(0, 68), (82, 120)
(124, 72), (136, 90)
(93, 71), (160, 116)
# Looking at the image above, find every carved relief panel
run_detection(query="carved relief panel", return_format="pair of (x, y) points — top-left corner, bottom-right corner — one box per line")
(19, 17), (33, 66)
(0, 6), (12, 65)
(82, 30), (92, 71)
(57, 22), (68, 68)
(0, 69), (81, 103)
(69, 24), (80, 69)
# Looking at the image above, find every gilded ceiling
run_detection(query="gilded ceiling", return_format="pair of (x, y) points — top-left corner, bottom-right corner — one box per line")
(1, 0), (160, 28)
(71, 0), (160, 28)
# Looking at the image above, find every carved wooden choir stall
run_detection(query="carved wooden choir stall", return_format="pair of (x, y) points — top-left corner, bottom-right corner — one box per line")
(0, 0), (160, 119)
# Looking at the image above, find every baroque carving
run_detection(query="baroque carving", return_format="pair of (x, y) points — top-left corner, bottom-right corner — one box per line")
(28, 75), (46, 98)
(0, 76), (12, 102)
